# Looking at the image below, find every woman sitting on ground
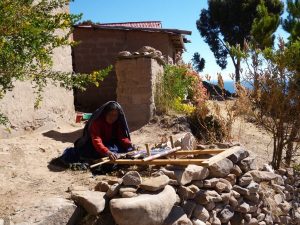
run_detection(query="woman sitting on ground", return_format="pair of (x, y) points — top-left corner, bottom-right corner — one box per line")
(75, 101), (133, 161)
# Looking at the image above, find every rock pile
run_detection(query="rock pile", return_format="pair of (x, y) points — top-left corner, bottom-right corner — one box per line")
(70, 146), (300, 225)
(117, 46), (167, 65)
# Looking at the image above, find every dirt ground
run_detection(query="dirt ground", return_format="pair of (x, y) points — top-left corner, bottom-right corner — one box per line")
(0, 109), (275, 222)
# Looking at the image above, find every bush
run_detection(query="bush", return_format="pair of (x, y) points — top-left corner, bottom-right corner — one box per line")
(236, 39), (300, 169)
(155, 64), (207, 115)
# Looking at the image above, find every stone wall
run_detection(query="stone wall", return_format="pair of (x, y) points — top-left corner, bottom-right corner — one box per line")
(115, 50), (164, 131)
(72, 28), (175, 111)
(69, 145), (300, 225)
(0, 11), (74, 138)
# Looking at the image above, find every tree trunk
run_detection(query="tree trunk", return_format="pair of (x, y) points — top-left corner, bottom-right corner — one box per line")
(285, 125), (298, 166)
(235, 58), (241, 83)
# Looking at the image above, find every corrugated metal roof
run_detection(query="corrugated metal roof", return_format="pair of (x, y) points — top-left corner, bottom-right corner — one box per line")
(99, 21), (162, 29)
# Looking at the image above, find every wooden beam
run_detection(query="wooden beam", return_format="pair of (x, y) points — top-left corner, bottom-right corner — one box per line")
(201, 146), (241, 166)
(105, 158), (206, 166)
(173, 149), (225, 155)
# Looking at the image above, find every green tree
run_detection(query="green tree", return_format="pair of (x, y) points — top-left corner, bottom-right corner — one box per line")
(0, 0), (111, 125)
(282, 0), (300, 42)
(196, 0), (283, 82)
(192, 52), (205, 73)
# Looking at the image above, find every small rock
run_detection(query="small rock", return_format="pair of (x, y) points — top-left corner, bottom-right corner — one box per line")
(94, 181), (110, 192)
(257, 213), (265, 222)
(191, 219), (206, 225)
(121, 192), (138, 198)
(231, 190), (241, 198)
(182, 200), (196, 218)
(245, 213), (252, 222)
(210, 211), (221, 225)
(215, 182), (228, 193)
(247, 218), (259, 225)
(71, 190), (106, 215)
(178, 185), (197, 200)
(204, 178), (219, 188)
(258, 222), (266, 225)
(195, 190), (222, 204)
(122, 171), (142, 186)
(140, 175), (170, 191)
(238, 156), (257, 172)
(232, 185), (250, 196)
(236, 201), (250, 213)
(247, 182), (259, 193)
(218, 205), (234, 223)
(118, 51), (132, 57)
(227, 146), (249, 163)
(205, 201), (216, 211)
(209, 158), (234, 178)
(192, 205), (209, 222)
(244, 193), (260, 203)
(219, 178), (233, 190)
(221, 192), (231, 204)
(229, 196), (239, 208)
(106, 183), (121, 198)
(225, 174), (237, 186)
(231, 165), (243, 177)
(239, 174), (253, 187)
(119, 186), (137, 195)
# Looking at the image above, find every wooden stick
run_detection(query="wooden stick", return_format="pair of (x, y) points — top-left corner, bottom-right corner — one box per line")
(145, 144), (151, 156)
(201, 146), (241, 166)
(170, 136), (174, 148)
(143, 147), (181, 161)
(105, 158), (206, 166)
(90, 159), (111, 168)
(173, 149), (225, 155)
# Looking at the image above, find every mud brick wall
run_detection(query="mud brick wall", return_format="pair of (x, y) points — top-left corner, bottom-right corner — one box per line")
(115, 57), (164, 131)
(0, 7), (74, 138)
(72, 28), (175, 112)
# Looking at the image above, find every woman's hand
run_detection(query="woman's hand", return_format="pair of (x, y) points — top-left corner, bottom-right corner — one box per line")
(107, 151), (118, 161)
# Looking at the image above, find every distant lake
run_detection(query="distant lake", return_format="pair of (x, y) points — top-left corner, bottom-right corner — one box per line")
(210, 80), (252, 93)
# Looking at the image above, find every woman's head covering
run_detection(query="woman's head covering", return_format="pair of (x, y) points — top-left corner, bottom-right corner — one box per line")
(74, 101), (130, 149)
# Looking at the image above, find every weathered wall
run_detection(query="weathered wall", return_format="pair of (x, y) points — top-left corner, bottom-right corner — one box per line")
(0, 32), (74, 138)
(73, 28), (174, 112)
(116, 56), (164, 131)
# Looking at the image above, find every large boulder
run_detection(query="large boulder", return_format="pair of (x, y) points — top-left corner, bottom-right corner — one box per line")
(140, 175), (170, 191)
(11, 197), (80, 225)
(71, 190), (106, 215)
(161, 165), (209, 185)
(209, 158), (234, 178)
(110, 185), (177, 225)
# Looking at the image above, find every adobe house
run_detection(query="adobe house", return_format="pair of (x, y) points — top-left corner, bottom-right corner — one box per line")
(72, 21), (191, 112)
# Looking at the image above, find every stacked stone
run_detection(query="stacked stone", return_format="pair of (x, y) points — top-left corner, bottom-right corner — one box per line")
(69, 146), (300, 225)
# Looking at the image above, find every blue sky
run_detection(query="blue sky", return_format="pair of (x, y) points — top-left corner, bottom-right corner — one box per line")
(70, 0), (289, 81)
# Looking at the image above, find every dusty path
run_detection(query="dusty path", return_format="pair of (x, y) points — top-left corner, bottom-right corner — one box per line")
(0, 112), (275, 222)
